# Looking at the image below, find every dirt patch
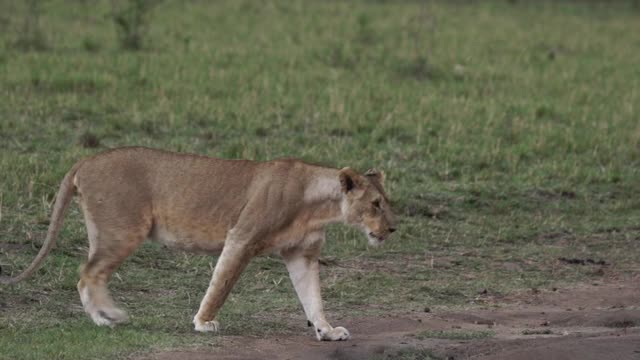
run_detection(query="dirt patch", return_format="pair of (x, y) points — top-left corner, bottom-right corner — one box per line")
(444, 334), (640, 360)
(494, 277), (640, 309)
(138, 280), (640, 360)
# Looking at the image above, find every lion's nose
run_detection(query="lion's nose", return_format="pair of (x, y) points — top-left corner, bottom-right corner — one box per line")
(388, 227), (396, 233)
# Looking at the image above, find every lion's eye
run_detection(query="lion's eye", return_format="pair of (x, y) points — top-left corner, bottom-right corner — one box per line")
(372, 199), (381, 209)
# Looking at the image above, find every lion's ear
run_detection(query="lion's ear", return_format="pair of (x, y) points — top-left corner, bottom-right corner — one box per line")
(365, 168), (385, 186)
(339, 167), (363, 193)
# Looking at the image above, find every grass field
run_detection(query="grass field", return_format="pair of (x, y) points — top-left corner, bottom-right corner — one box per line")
(1, 0), (639, 359)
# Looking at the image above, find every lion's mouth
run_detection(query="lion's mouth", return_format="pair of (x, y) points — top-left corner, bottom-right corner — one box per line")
(367, 232), (385, 247)
(368, 232), (385, 242)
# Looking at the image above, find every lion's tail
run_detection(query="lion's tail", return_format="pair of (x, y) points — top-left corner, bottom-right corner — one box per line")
(0, 162), (82, 285)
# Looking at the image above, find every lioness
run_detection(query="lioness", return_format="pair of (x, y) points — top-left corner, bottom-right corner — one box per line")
(0, 147), (396, 340)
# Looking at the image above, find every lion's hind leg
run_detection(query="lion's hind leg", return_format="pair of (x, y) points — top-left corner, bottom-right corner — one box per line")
(77, 214), (148, 327)
(78, 274), (128, 326)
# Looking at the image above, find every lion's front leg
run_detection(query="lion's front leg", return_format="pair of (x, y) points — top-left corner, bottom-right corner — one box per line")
(283, 235), (350, 341)
(193, 239), (252, 332)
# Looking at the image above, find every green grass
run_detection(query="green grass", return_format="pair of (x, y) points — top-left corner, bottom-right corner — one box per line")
(1, 0), (640, 359)
(0, 322), (189, 360)
(374, 348), (442, 360)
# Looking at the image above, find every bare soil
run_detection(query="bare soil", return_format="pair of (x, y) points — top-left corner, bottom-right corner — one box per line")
(138, 277), (640, 360)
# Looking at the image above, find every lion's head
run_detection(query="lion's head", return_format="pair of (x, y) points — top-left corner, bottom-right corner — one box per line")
(339, 167), (396, 246)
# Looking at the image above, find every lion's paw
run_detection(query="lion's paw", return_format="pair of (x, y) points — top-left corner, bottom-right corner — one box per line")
(90, 307), (129, 327)
(193, 318), (220, 332)
(318, 326), (351, 341)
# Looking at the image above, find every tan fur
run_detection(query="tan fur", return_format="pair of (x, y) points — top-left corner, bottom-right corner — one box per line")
(0, 147), (396, 340)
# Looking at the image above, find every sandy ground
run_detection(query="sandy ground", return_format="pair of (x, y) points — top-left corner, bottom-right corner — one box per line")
(138, 277), (640, 360)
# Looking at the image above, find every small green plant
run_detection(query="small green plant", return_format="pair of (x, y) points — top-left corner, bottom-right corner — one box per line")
(81, 37), (101, 52)
(402, 0), (437, 80)
(356, 13), (375, 44)
(13, 0), (48, 51)
(110, 0), (162, 50)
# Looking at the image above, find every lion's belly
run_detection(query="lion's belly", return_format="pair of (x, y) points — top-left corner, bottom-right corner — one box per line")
(149, 224), (226, 254)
